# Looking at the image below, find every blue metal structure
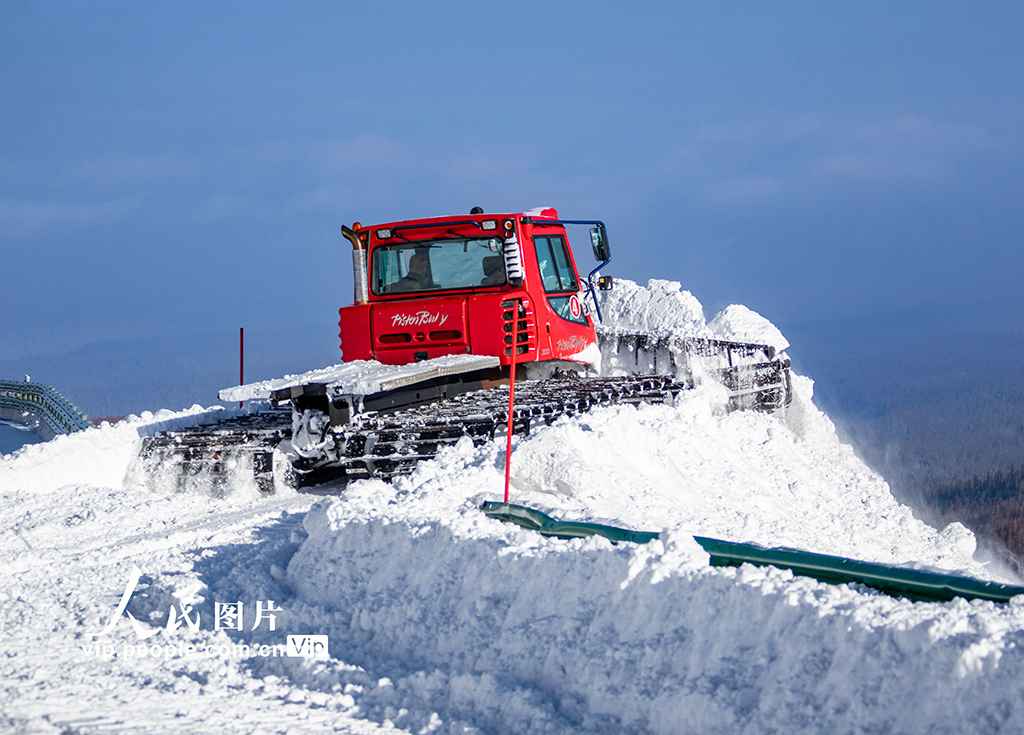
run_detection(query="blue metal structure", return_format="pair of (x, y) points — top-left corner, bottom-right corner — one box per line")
(0, 379), (91, 440)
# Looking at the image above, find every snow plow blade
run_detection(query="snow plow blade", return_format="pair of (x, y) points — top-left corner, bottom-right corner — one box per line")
(596, 329), (791, 410)
(481, 502), (1024, 604)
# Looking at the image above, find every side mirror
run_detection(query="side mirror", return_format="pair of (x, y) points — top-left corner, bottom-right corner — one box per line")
(598, 275), (614, 291)
(590, 226), (610, 262)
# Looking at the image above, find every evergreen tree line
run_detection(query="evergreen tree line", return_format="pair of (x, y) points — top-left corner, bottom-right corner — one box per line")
(925, 465), (1024, 567)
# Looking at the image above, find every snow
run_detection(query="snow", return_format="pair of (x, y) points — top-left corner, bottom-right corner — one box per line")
(220, 354), (500, 403)
(596, 278), (713, 340)
(708, 303), (790, 353)
(565, 341), (602, 373)
(3, 279), (1024, 733)
(0, 405), (242, 495)
(524, 206), (558, 218)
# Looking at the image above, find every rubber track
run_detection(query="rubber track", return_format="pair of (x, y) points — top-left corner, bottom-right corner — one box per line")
(304, 375), (689, 482)
(137, 409), (292, 494)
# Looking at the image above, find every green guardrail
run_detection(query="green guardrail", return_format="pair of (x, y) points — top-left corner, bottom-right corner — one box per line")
(480, 501), (1024, 604)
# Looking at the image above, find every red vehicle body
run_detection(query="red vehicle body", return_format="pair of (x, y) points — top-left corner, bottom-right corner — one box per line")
(338, 207), (606, 371)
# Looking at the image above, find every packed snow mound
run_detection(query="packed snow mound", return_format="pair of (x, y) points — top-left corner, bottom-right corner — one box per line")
(596, 278), (713, 338)
(709, 303), (790, 352)
(292, 505), (1024, 734)
(507, 379), (980, 571)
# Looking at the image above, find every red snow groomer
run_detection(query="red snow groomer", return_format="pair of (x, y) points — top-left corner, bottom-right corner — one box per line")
(139, 206), (791, 490)
(336, 206), (609, 373)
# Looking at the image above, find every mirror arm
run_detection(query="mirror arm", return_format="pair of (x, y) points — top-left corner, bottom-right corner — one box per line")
(527, 217), (611, 323)
(586, 258), (611, 323)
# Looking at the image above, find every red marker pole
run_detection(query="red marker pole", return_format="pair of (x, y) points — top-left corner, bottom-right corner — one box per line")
(239, 327), (244, 409)
(503, 300), (518, 504)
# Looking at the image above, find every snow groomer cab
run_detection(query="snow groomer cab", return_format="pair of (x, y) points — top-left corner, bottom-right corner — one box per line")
(337, 206), (613, 375)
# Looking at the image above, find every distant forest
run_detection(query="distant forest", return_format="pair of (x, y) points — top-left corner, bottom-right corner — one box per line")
(798, 332), (1024, 575)
(922, 467), (1024, 573)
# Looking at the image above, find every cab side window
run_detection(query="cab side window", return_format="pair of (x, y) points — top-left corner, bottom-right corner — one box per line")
(533, 235), (579, 294)
(533, 234), (587, 325)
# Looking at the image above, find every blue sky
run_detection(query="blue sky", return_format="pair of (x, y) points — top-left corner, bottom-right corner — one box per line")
(2, 2), (1023, 417)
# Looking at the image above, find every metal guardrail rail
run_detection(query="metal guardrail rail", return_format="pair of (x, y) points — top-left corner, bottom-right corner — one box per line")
(481, 502), (1024, 604)
(0, 380), (91, 440)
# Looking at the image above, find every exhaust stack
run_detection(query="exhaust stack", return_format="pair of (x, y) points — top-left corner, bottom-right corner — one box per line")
(342, 224), (369, 305)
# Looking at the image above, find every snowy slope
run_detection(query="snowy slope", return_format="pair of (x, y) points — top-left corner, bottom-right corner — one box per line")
(2, 280), (1023, 734)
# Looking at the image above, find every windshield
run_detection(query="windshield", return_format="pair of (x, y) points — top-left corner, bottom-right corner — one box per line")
(371, 237), (506, 295)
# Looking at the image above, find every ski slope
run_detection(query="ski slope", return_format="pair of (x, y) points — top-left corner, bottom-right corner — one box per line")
(2, 280), (1024, 734)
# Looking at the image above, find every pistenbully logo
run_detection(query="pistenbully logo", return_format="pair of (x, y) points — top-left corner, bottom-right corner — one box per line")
(556, 335), (591, 353)
(390, 310), (450, 328)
